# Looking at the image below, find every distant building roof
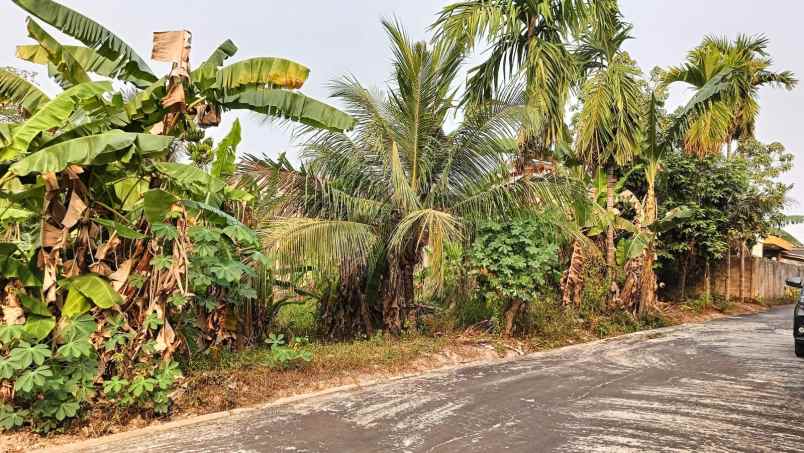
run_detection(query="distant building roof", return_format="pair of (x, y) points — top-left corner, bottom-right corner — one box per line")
(763, 235), (795, 252)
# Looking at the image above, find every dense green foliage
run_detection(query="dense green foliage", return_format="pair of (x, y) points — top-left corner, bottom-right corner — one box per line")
(0, 0), (799, 436)
(469, 217), (563, 330)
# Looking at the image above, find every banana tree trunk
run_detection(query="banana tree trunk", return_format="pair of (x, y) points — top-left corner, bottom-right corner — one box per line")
(606, 166), (616, 271)
(561, 240), (586, 307)
(639, 179), (658, 316)
(502, 299), (525, 337)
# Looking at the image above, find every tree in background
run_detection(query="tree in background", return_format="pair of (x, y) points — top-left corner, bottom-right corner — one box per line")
(573, 8), (642, 281)
(434, 0), (599, 171)
(663, 34), (797, 157)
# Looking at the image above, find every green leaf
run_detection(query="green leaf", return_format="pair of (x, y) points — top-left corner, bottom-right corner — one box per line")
(191, 39), (238, 91)
(17, 44), (154, 88)
(143, 189), (177, 224)
(150, 255), (173, 271)
(151, 223), (178, 241)
(129, 376), (156, 397)
(23, 316), (56, 342)
(11, 0), (155, 83)
(0, 325), (26, 346)
(70, 274), (122, 309)
(9, 343), (52, 369)
(24, 17), (91, 88)
(57, 338), (94, 359)
(9, 130), (173, 176)
(219, 86), (355, 132)
(112, 176), (149, 211)
(0, 67), (50, 115)
(15, 365), (53, 393)
(187, 226), (221, 243)
(56, 314), (96, 342)
(62, 287), (91, 318)
(0, 244), (39, 287)
(213, 57), (310, 91)
(19, 293), (50, 317)
(53, 400), (79, 421)
(93, 218), (146, 240)
(1, 81), (110, 161)
(210, 119), (240, 178)
(154, 162), (226, 196)
(223, 224), (258, 246)
(0, 408), (25, 430)
(0, 359), (20, 379)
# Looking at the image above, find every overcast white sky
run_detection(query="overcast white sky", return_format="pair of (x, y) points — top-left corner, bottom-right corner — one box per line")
(1, 1), (802, 239)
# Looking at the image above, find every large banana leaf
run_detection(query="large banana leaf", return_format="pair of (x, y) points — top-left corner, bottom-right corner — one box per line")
(210, 119), (240, 178)
(12, 0), (155, 83)
(213, 58), (310, 91)
(10, 130), (173, 176)
(192, 40), (238, 91)
(220, 87), (355, 132)
(0, 81), (112, 162)
(123, 77), (166, 124)
(25, 18), (90, 88)
(17, 44), (154, 88)
(69, 274), (122, 308)
(154, 162), (226, 196)
(0, 68), (50, 115)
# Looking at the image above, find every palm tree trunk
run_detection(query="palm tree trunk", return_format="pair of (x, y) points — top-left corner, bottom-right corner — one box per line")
(382, 245), (418, 336)
(606, 166), (616, 271)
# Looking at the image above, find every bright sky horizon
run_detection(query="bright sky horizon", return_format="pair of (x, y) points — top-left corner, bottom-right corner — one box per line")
(2, 1), (802, 240)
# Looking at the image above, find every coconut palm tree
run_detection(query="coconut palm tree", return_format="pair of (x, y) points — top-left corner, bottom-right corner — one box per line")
(573, 9), (642, 274)
(248, 21), (572, 337)
(433, 0), (602, 169)
(663, 34), (797, 156)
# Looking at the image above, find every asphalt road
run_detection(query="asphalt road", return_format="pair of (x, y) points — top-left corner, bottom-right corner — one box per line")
(68, 306), (804, 453)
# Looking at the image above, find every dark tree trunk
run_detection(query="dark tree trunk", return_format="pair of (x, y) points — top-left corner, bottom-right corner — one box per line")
(381, 245), (418, 336)
(739, 241), (746, 303)
(606, 166), (616, 271)
(502, 299), (525, 337)
(316, 279), (377, 341)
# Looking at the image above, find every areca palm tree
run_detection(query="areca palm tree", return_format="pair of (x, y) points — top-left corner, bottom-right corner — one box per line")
(433, 0), (601, 168)
(663, 34), (797, 156)
(249, 21), (571, 337)
(573, 10), (642, 274)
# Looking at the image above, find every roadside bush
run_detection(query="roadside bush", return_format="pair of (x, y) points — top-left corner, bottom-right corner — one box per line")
(468, 216), (563, 335)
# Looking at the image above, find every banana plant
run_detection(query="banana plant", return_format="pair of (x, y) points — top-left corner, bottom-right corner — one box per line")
(7, 0), (354, 134)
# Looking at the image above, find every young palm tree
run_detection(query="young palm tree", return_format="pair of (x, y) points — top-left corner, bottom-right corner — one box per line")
(433, 0), (601, 169)
(573, 10), (642, 274)
(663, 34), (797, 156)
(249, 21), (571, 337)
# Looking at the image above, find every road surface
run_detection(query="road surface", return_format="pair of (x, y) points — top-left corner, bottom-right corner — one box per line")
(62, 306), (804, 452)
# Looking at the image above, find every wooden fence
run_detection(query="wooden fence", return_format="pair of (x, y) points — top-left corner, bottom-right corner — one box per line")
(706, 257), (803, 301)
